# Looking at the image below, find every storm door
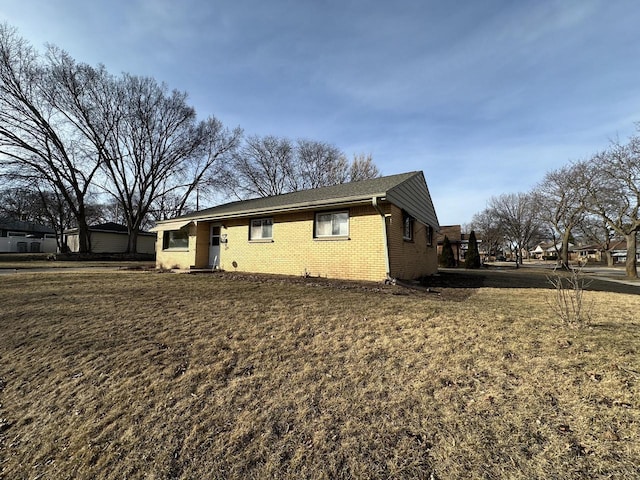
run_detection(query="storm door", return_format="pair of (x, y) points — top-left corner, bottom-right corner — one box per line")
(209, 225), (221, 268)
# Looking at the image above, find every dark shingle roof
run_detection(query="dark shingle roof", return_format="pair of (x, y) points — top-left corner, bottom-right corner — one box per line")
(176, 172), (421, 221)
(0, 218), (55, 234)
(436, 225), (462, 243)
(153, 171), (440, 230)
(92, 222), (129, 232)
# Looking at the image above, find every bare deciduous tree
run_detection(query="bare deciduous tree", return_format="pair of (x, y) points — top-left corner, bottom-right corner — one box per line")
(44, 47), (241, 252)
(224, 135), (381, 199)
(535, 163), (587, 269)
(578, 135), (640, 279)
(2, 23), (381, 253)
(349, 153), (380, 182)
(575, 216), (615, 267)
(469, 208), (504, 259)
(171, 117), (242, 216)
(101, 76), (241, 253)
(227, 135), (295, 198)
(0, 185), (48, 223)
(296, 139), (348, 189)
(0, 24), (100, 252)
(487, 192), (541, 268)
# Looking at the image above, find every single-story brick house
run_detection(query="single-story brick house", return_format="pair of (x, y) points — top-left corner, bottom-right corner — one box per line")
(152, 171), (440, 282)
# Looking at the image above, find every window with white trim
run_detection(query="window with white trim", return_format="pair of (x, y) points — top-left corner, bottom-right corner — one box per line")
(163, 229), (189, 249)
(250, 218), (273, 240)
(315, 211), (349, 238)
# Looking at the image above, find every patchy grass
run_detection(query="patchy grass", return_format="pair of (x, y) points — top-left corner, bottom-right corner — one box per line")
(0, 271), (638, 479)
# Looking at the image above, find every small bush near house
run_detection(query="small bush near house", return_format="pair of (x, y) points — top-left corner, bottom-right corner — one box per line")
(465, 230), (481, 269)
(439, 235), (456, 267)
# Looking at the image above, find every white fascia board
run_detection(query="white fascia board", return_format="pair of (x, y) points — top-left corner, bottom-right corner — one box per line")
(149, 220), (193, 232)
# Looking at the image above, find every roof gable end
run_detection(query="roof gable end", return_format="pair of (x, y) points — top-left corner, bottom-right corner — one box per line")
(386, 172), (440, 229)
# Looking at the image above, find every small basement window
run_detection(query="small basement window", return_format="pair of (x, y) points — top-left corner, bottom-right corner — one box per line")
(250, 218), (273, 240)
(315, 211), (349, 238)
(163, 229), (189, 250)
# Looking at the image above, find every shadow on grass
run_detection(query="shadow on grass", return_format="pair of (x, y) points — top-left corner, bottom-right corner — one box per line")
(421, 267), (640, 295)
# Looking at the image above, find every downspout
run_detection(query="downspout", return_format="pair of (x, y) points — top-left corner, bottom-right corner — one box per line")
(372, 196), (393, 283)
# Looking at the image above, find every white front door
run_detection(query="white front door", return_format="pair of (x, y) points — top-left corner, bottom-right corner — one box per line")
(209, 225), (221, 268)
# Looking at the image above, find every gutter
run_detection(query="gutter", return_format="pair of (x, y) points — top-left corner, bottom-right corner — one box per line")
(372, 196), (393, 283)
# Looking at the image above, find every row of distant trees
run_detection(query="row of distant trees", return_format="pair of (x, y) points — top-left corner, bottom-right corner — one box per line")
(0, 23), (379, 253)
(470, 127), (640, 278)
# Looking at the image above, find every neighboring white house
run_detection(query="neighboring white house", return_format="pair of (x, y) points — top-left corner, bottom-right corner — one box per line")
(0, 218), (57, 253)
(530, 242), (573, 260)
(64, 222), (156, 254)
(608, 238), (640, 263)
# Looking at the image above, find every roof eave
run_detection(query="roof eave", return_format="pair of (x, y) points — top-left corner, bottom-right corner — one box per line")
(162, 194), (388, 224)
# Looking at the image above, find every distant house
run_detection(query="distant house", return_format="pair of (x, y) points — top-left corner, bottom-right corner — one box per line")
(530, 242), (574, 260)
(0, 218), (57, 253)
(607, 238), (640, 263)
(436, 225), (463, 265)
(435, 225), (482, 265)
(152, 171), (440, 282)
(64, 222), (156, 255)
(573, 244), (604, 263)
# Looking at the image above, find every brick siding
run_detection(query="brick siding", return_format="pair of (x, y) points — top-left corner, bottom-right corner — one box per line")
(386, 204), (438, 279)
(156, 203), (437, 282)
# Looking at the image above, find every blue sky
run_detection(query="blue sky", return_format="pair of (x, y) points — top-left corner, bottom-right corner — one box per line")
(2, 0), (639, 225)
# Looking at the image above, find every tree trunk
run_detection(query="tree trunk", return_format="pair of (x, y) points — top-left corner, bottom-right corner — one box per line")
(73, 199), (92, 253)
(127, 229), (139, 255)
(605, 250), (614, 267)
(125, 213), (144, 255)
(625, 232), (638, 279)
(76, 219), (91, 253)
(560, 230), (571, 270)
(55, 221), (65, 253)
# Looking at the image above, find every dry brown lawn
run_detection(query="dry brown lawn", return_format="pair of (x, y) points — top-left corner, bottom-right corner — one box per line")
(0, 270), (638, 479)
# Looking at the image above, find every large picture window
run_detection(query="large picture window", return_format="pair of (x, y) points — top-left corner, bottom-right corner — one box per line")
(250, 218), (273, 240)
(315, 211), (349, 238)
(163, 229), (189, 249)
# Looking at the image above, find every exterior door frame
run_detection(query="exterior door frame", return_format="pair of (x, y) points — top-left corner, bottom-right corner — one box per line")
(209, 224), (221, 268)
